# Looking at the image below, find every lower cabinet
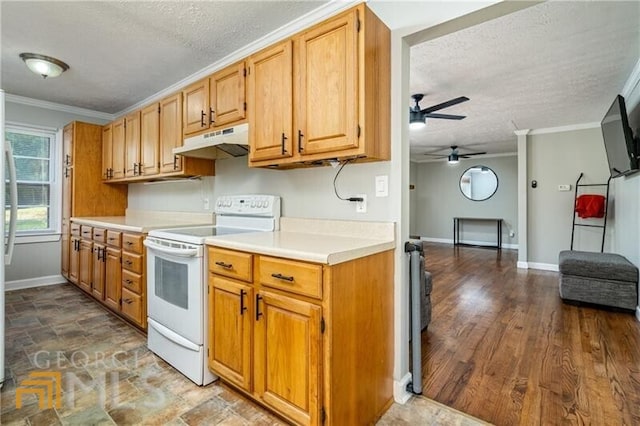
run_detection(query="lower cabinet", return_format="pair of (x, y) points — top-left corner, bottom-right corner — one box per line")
(207, 246), (394, 425)
(67, 222), (147, 331)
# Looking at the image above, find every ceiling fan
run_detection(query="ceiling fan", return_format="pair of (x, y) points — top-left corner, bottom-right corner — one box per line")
(422, 145), (487, 164)
(409, 94), (469, 130)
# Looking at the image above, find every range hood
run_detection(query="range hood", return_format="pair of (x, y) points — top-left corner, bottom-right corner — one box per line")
(173, 123), (249, 159)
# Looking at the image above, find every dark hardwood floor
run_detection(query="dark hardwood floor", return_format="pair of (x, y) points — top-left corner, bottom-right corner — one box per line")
(422, 242), (640, 425)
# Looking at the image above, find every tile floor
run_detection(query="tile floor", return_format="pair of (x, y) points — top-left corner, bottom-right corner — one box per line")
(1, 284), (487, 425)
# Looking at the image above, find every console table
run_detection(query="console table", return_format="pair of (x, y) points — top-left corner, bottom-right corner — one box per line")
(453, 217), (503, 249)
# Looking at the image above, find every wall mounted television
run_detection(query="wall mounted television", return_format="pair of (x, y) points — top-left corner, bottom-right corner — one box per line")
(601, 94), (639, 178)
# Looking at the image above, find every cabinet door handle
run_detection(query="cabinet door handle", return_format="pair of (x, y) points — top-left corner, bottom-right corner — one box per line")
(109, 168), (113, 179)
(255, 294), (263, 320)
(215, 261), (232, 269)
(209, 108), (215, 125)
(138, 163), (143, 175)
(281, 133), (287, 155)
(200, 110), (206, 127)
(240, 289), (247, 315)
(65, 154), (71, 166)
(64, 168), (69, 178)
(173, 155), (180, 170)
(271, 273), (294, 282)
(298, 130), (304, 152)
(133, 163), (138, 176)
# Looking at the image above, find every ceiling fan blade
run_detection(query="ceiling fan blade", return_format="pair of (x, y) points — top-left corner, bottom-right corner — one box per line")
(424, 113), (466, 120)
(422, 154), (448, 157)
(459, 152), (487, 158)
(421, 96), (470, 114)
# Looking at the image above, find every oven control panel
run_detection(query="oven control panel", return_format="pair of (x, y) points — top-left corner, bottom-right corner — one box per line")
(215, 195), (281, 217)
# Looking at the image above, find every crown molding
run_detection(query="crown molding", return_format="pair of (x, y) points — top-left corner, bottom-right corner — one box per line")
(116, 0), (359, 117)
(528, 122), (600, 135)
(621, 57), (640, 110)
(411, 151), (517, 163)
(513, 129), (530, 136)
(5, 93), (115, 121)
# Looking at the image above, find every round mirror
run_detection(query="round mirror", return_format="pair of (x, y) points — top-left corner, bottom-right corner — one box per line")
(459, 165), (498, 201)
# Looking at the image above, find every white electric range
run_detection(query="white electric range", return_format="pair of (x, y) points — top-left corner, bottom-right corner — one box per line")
(143, 194), (280, 385)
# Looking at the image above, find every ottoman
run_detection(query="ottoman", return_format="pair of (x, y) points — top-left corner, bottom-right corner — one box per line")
(559, 250), (638, 310)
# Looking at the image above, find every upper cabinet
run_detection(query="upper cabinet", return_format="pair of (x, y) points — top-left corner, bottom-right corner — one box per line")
(183, 60), (247, 137)
(247, 41), (293, 163)
(103, 92), (215, 183)
(248, 4), (390, 168)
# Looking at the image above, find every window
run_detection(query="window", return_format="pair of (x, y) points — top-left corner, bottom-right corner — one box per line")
(5, 125), (59, 236)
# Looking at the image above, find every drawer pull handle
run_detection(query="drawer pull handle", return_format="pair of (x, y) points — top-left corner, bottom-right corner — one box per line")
(108, 237), (117, 241)
(240, 290), (247, 315)
(215, 261), (233, 269)
(126, 241), (133, 245)
(124, 260), (132, 266)
(124, 279), (132, 284)
(271, 273), (294, 282)
(123, 298), (133, 304)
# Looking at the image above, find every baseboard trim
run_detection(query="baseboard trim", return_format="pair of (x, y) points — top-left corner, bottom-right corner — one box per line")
(517, 261), (528, 269)
(420, 237), (518, 250)
(527, 262), (559, 272)
(5, 275), (66, 291)
(393, 372), (413, 404)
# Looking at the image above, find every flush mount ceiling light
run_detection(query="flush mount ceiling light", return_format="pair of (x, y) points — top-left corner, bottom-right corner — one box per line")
(19, 53), (69, 79)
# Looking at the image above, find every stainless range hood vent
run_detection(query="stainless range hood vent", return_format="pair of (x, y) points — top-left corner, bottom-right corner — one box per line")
(173, 123), (249, 160)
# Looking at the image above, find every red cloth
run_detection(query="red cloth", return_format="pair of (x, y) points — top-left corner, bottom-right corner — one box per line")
(575, 194), (606, 218)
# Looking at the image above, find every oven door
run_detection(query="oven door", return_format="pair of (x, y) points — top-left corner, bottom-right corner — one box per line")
(144, 237), (204, 345)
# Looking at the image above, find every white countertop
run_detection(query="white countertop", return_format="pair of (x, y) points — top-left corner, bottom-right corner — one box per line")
(205, 231), (395, 265)
(71, 210), (214, 233)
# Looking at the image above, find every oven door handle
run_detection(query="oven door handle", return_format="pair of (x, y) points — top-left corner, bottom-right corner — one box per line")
(143, 239), (200, 257)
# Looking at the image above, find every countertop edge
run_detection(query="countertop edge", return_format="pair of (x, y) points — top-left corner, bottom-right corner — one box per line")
(206, 238), (395, 265)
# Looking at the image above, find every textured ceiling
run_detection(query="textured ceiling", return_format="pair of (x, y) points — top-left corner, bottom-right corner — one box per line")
(1, 1), (327, 113)
(410, 1), (640, 161)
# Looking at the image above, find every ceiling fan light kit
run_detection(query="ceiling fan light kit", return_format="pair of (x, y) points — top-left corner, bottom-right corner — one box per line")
(448, 153), (460, 164)
(19, 53), (69, 79)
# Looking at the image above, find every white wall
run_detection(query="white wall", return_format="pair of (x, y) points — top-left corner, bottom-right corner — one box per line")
(527, 127), (610, 266)
(411, 155), (518, 246)
(4, 100), (108, 283)
(128, 156), (394, 221)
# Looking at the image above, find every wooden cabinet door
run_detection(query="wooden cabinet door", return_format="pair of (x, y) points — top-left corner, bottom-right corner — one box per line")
(209, 276), (253, 391)
(102, 124), (113, 180)
(160, 93), (183, 173)
(183, 79), (210, 136)
(210, 61), (246, 128)
(69, 236), (81, 285)
(105, 247), (122, 311)
(125, 111), (141, 178)
(92, 243), (106, 300)
(78, 239), (93, 293)
(248, 40), (293, 162)
(111, 118), (126, 179)
(62, 125), (73, 220)
(140, 103), (160, 176)
(296, 11), (358, 155)
(254, 291), (321, 426)
(121, 288), (143, 326)
(61, 222), (70, 279)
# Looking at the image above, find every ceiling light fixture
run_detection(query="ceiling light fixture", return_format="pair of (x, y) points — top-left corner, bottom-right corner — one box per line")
(448, 153), (459, 164)
(19, 53), (69, 79)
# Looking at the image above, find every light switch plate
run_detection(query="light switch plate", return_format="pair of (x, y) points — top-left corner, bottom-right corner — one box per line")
(375, 175), (389, 197)
(558, 184), (571, 191)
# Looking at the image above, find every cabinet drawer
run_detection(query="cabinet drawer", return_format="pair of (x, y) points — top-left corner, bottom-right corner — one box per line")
(80, 225), (93, 239)
(70, 223), (81, 236)
(122, 252), (143, 274)
(122, 270), (143, 294)
(209, 247), (253, 283)
(106, 230), (122, 248)
(92, 227), (106, 243)
(121, 288), (143, 325)
(122, 233), (144, 254)
(259, 256), (323, 299)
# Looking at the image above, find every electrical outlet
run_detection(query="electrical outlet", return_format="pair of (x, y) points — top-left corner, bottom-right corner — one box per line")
(509, 231), (515, 238)
(356, 194), (367, 213)
(203, 198), (210, 210)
